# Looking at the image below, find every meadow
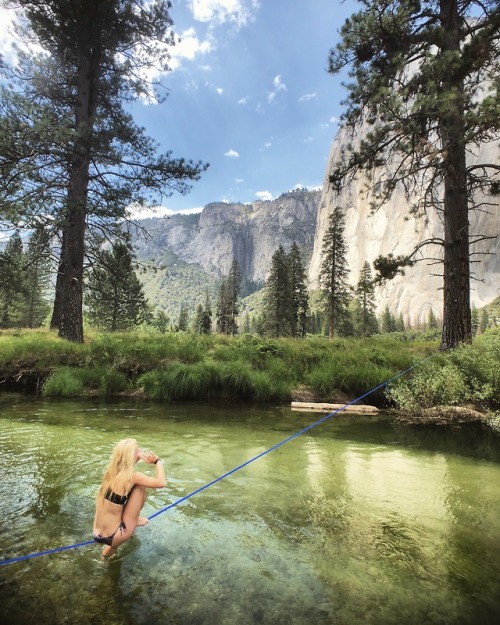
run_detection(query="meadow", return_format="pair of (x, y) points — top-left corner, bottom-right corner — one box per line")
(0, 327), (498, 415)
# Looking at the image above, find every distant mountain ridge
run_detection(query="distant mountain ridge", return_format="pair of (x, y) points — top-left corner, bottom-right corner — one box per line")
(132, 189), (321, 318)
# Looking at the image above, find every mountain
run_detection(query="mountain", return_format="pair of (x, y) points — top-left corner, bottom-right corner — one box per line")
(308, 126), (500, 327)
(131, 189), (321, 319)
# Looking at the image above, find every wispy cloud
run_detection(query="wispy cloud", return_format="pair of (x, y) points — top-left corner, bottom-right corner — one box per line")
(187, 0), (261, 29)
(330, 115), (341, 124)
(225, 149), (240, 158)
(268, 74), (287, 103)
(238, 97), (248, 105)
(299, 92), (317, 102)
(216, 87), (224, 95)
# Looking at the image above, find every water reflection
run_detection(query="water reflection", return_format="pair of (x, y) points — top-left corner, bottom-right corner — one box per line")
(1, 395), (500, 625)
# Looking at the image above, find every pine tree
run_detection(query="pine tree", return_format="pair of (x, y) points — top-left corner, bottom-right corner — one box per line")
(396, 313), (405, 333)
(288, 242), (309, 337)
(85, 239), (148, 331)
(152, 310), (170, 334)
(353, 261), (378, 336)
(479, 309), (490, 334)
(380, 306), (397, 334)
(177, 304), (189, 332)
(262, 245), (293, 337)
(1, 1), (207, 342)
(22, 227), (52, 328)
(0, 232), (26, 327)
(192, 294), (212, 334)
(427, 308), (439, 330)
(328, 0), (499, 350)
(227, 260), (242, 336)
(216, 261), (241, 335)
(319, 207), (351, 338)
(471, 305), (479, 336)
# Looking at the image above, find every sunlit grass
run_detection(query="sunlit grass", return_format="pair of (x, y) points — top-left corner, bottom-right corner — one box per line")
(0, 327), (497, 410)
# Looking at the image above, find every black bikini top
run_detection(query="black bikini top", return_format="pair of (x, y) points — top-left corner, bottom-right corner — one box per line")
(104, 488), (130, 506)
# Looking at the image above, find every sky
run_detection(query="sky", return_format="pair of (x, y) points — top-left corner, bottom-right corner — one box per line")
(1, 0), (360, 216)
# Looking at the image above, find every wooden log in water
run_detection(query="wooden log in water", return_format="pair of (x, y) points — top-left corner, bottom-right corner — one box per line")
(291, 401), (379, 415)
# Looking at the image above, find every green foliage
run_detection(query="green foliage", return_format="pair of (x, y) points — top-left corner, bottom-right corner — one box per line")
(327, 0), (500, 349)
(1, 328), (497, 410)
(319, 207), (351, 338)
(387, 328), (500, 412)
(85, 239), (149, 332)
(216, 260), (242, 335)
(139, 362), (220, 401)
(43, 366), (128, 397)
(1, 0), (208, 342)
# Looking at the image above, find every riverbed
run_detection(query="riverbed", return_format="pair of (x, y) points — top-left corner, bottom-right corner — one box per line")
(1, 393), (499, 625)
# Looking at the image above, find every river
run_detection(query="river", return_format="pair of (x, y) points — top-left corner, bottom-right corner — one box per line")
(1, 393), (499, 625)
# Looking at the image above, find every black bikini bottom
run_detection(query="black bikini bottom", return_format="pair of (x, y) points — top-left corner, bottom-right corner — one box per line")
(93, 521), (127, 547)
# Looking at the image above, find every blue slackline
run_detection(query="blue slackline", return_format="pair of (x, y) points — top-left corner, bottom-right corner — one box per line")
(0, 353), (436, 567)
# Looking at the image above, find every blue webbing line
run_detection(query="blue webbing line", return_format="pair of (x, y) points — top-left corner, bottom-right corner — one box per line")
(0, 352), (436, 567)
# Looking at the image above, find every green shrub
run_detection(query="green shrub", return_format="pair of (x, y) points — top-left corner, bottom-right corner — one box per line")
(43, 368), (85, 397)
(43, 366), (128, 397)
(139, 362), (220, 401)
(386, 362), (469, 413)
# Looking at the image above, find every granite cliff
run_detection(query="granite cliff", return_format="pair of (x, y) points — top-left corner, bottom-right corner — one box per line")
(308, 127), (499, 326)
(134, 188), (320, 283)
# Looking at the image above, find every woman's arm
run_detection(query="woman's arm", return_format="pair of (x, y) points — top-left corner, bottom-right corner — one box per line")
(133, 451), (166, 488)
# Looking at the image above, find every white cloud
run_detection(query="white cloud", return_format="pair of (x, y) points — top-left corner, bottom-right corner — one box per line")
(255, 190), (273, 201)
(299, 92), (317, 102)
(235, 178), (244, 183)
(216, 87), (224, 95)
(169, 28), (213, 70)
(330, 115), (341, 124)
(224, 149), (240, 158)
(264, 141), (272, 148)
(268, 74), (287, 103)
(126, 204), (203, 219)
(187, 0), (260, 29)
(238, 96), (248, 105)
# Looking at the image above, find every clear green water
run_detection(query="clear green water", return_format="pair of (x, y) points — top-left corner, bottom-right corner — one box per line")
(1, 393), (500, 625)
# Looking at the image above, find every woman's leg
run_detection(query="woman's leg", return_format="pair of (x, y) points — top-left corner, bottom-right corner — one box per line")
(102, 486), (148, 556)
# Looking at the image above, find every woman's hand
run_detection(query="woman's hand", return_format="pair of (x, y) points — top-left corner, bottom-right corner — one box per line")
(141, 450), (160, 465)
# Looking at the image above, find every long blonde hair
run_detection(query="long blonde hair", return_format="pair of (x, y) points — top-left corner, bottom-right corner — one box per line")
(97, 438), (138, 501)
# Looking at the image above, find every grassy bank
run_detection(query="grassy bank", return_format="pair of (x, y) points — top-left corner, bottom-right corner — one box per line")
(0, 328), (498, 414)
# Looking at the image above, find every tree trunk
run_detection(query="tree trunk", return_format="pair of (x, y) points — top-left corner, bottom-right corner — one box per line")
(57, 203), (86, 343)
(439, 0), (472, 350)
(55, 51), (98, 343)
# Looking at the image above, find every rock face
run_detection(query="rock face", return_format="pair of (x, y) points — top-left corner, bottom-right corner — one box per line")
(308, 127), (500, 325)
(134, 189), (320, 282)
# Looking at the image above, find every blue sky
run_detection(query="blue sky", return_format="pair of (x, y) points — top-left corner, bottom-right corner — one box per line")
(1, 0), (359, 215)
(131, 0), (359, 214)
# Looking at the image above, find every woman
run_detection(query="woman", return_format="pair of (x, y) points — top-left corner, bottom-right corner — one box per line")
(93, 438), (166, 557)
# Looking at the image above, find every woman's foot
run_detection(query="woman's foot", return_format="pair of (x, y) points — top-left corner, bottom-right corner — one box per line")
(137, 517), (149, 527)
(102, 545), (118, 558)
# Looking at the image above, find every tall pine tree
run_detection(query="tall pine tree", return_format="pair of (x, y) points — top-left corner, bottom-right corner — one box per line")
(85, 239), (148, 331)
(328, 0), (500, 349)
(288, 242), (309, 337)
(0, 0), (207, 342)
(353, 261), (378, 336)
(319, 207), (351, 338)
(262, 245), (293, 338)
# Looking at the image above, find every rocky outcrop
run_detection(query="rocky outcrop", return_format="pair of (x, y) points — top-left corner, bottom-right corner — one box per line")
(133, 189), (320, 282)
(308, 127), (500, 325)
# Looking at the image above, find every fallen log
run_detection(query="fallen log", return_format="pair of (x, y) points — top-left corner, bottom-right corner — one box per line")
(291, 401), (379, 415)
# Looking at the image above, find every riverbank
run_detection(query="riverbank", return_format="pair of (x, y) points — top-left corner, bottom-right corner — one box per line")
(0, 328), (498, 422)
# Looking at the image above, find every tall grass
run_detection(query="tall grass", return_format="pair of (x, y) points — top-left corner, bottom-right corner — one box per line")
(43, 366), (128, 397)
(1, 327), (497, 411)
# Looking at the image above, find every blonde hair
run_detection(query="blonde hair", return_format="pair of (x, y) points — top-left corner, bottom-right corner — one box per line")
(97, 438), (138, 501)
